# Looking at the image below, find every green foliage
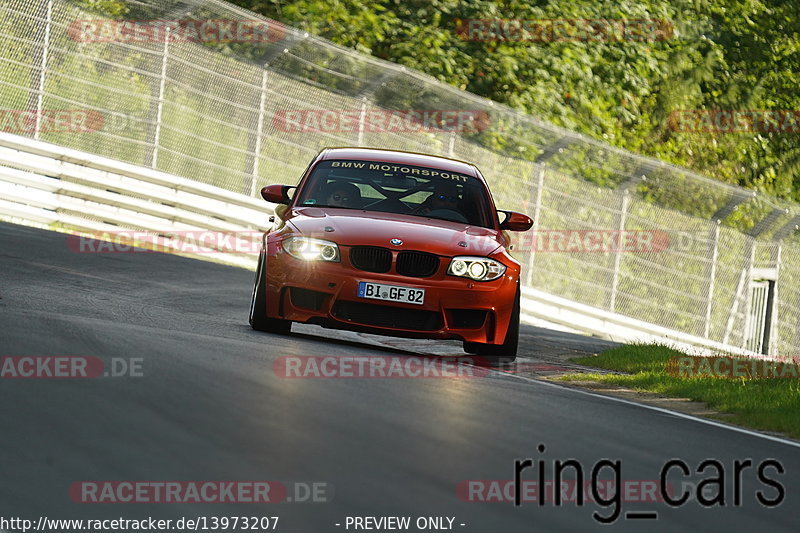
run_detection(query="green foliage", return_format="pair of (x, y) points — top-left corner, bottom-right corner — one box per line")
(70, 0), (129, 17)
(229, 0), (800, 203)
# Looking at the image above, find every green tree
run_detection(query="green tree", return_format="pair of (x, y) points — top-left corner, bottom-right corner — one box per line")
(228, 0), (800, 201)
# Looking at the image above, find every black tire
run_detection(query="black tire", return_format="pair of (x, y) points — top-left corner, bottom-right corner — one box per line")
(463, 286), (520, 365)
(249, 249), (291, 334)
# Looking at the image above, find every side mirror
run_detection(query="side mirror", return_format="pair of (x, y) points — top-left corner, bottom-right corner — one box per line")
(261, 184), (292, 204)
(499, 211), (533, 232)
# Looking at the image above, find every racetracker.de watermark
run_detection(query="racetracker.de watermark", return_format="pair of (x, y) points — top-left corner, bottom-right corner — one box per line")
(272, 109), (491, 133)
(67, 231), (264, 255)
(457, 479), (667, 503)
(668, 110), (800, 133)
(273, 356), (492, 378)
(667, 355), (800, 379)
(70, 482), (284, 504)
(0, 109), (104, 133)
(455, 18), (673, 42)
(0, 356), (142, 378)
(68, 229), (712, 256)
(68, 19), (287, 43)
(511, 230), (670, 253)
(69, 481), (332, 504)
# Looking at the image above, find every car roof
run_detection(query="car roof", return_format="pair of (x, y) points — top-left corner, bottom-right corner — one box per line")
(318, 147), (481, 179)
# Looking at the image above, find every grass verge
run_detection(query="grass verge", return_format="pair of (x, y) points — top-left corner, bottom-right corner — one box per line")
(560, 344), (800, 439)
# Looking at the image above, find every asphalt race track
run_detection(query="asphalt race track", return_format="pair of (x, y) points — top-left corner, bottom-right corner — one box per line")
(1, 221), (798, 532)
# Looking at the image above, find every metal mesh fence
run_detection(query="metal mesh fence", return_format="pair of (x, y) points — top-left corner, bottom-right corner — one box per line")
(1, 0), (798, 355)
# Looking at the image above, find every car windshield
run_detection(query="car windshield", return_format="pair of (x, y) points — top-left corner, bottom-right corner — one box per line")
(295, 159), (497, 228)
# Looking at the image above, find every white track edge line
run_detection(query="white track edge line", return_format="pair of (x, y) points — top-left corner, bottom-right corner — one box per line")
(491, 368), (800, 450)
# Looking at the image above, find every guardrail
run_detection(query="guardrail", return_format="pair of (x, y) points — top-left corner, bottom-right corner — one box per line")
(0, 132), (767, 358)
(0, 132), (273, 269)
(520, 286), (763, 358)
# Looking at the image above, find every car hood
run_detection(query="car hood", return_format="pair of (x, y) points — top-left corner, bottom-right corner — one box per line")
(284, 207), (504, 257)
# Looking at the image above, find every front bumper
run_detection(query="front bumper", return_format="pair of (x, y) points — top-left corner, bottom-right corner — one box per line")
(263, 245), (519, 344)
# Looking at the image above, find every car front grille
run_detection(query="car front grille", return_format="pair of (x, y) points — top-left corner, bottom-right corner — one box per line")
(332, 301), (443, 331)
(396, 251), (440, 278)
(349, 246), (392, 273)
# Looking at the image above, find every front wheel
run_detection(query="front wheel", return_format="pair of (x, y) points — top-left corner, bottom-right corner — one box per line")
(463, 286), (519, 365)
(249, 249), (291, 334)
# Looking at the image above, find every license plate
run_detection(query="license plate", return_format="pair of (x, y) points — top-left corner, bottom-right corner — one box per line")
(357, 281), (425, 305)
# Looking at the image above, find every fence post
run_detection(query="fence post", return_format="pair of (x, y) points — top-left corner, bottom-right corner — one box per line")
(249, 69), (269, 197)
(447, 131), (456, 157)
(525, 163), (545, 287)
(151, 27), (170, 169)
(737, 239), (756, 348)
(609, 190), (630, 311)
(703, 221), (720, 338)
(34, 0), (53, 140)
(357, 98), (367, 146)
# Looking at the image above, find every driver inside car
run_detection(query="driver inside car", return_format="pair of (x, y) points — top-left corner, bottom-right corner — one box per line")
(324, 181), (362, 208)
(413, 182), (461, 216)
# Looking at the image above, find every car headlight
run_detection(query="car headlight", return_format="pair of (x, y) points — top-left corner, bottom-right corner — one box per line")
(447, 256), (506, 281)
(282, 237), (340, 262)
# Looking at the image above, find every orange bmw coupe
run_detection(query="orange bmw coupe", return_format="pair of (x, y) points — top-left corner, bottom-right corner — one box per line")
(249, 148), (533, 363)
